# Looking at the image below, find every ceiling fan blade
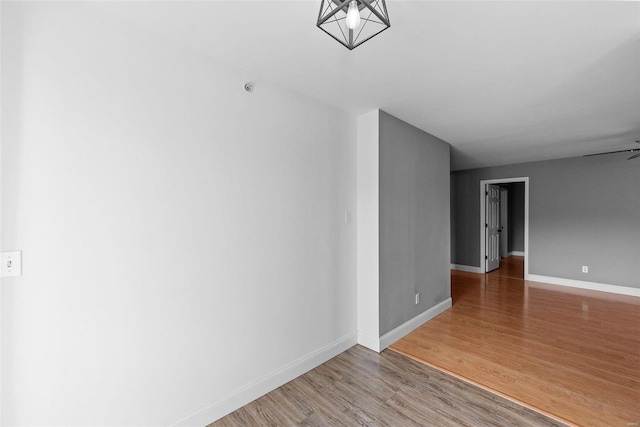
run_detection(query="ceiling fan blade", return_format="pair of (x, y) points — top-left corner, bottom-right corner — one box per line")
(584, 149), (637, 157)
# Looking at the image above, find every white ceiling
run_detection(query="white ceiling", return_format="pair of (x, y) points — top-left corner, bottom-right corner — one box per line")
(93, 1), (639, 170)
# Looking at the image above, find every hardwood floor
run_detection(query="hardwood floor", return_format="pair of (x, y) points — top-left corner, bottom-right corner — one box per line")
(486, 254), (524, 279)
(212, 345), (564, 426)
(390, 257), (640, 427)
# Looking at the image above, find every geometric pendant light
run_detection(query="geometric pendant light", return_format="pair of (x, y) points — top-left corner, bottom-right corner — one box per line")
(317, 0), (391, 50)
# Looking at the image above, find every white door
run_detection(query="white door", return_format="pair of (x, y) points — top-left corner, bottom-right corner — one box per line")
(486, 184), (500, 272)
(500, 187), (509, 259)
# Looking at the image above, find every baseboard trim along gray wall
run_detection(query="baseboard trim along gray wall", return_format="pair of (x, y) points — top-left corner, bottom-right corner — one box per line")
(526, 275), (640, 297)
(379, 298), (452, 350)
(451, 264), (484, 274)
(450, 266), (639, 297)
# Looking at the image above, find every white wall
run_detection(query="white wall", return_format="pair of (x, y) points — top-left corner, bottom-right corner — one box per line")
(1, 2), (356, 425)
(356, 110), (380, 351)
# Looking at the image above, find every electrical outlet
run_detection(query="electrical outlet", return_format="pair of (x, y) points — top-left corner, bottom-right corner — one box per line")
(1, 251), (22, 278)
(415, 293), (420, 305)
(344, 211), (352, 224)
(582, 266), (589, 273)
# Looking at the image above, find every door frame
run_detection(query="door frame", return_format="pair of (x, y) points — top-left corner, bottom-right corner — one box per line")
(479, 177), (529, 275)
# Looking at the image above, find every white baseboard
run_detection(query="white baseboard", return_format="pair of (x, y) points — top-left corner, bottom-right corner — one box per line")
(379, 298), (452, 351)
(173, 333), (358, 426)
(526, 274), (640, 298)
(357, 331), (381, 352)
(451, 264), (483, 274)
(510, 251), (525, 257)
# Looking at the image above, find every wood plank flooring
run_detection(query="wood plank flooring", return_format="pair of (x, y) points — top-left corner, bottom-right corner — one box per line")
(390, 257), (640, 427)
(211, 344), (565, 426)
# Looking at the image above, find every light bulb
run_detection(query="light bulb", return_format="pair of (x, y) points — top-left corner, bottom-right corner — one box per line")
(345, 0), (361, 30)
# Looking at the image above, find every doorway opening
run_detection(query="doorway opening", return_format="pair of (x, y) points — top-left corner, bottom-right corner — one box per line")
(479, 177), (529, 277)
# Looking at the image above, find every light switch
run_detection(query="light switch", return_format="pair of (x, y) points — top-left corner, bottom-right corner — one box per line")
(1, 251), (22, 278)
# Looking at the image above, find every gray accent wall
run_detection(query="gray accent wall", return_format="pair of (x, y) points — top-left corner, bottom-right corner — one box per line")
(451, 154), (640, 288)
(379, 111), (451, 336)
(509, 182), (525, 253)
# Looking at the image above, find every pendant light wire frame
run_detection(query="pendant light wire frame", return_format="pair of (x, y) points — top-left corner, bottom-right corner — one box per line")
(317, 0), (390, 50)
